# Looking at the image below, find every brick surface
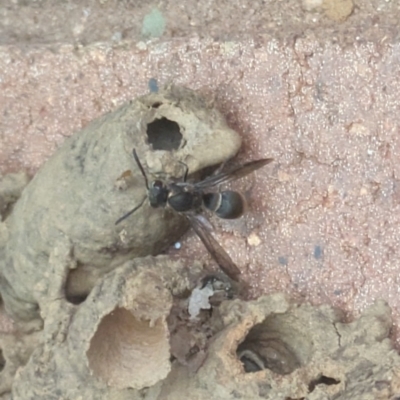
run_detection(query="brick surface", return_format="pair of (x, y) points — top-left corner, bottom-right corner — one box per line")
(2, 1), (400, 349)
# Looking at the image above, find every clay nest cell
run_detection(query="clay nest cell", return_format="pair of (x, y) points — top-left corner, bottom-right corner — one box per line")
(87, 307), (170, 388)
(3, 256), (400, 399)
(146, 295), (400, 400)
(0, 84), (241, 330)
(0, 85), (243, 397)
(9, 256), (203, 398)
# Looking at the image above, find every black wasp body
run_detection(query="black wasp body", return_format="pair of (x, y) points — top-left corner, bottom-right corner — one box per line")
(149, 181), (243, 218)
(116, 149), (273, 282)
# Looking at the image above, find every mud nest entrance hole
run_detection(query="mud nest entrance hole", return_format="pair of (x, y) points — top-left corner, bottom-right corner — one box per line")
(146, 117), (182, 151)
(86, 307), (169, 388)
(236, 313), (341, 392)
(308, 375), (340, 392)
(236, 313), (312, 375)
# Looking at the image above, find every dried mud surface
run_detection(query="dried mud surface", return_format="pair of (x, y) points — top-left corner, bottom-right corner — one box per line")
(147, 297), (400, 400)
(7, 255), (400, 399)
(0, 85), (241, 327)
(11, 256), (203, 398)
(0, 85), (244, 396)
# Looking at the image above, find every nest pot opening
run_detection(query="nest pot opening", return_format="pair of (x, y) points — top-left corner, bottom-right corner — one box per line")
(237, 312), (313, 375)
(86, 307), (170, 389)
(146, 117), (182, 151)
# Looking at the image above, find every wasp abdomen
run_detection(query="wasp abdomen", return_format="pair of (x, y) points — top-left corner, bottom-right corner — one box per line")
(203, 190), (244, 219)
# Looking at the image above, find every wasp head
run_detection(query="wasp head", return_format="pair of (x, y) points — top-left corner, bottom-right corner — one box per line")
(148, 180), (169, 208)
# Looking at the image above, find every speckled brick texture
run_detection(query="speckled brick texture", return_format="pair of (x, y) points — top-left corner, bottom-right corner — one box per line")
(2, 0), (400, 352)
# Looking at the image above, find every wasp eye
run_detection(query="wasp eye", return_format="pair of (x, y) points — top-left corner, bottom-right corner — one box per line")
(152, 180), (164, 189)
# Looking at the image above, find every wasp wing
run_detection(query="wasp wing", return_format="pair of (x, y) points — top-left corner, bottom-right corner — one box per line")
(193, 158), (273, 189)
(187, 213), (241, 281)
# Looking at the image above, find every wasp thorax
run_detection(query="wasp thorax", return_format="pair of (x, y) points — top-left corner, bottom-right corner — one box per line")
(203, 190), (244, 219)
(168, 190), (202, 212)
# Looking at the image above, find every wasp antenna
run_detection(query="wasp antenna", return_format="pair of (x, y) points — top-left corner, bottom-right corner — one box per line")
(178, 161), (189, 182)
(132, 149), (149, 190)
(115, 195), (147, 225)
